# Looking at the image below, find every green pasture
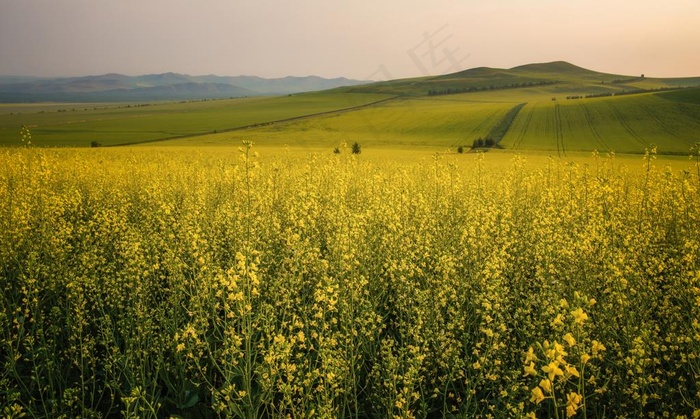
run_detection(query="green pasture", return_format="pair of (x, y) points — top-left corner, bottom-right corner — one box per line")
(501, 91), (700, 155)
(162, 97), (512, 150)
(0, 92), (392, 147)
(164, 88), (700, 156)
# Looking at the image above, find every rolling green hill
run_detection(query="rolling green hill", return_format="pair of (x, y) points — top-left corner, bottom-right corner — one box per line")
(166, 87), (700, 155)
(2, 61), (699, 155)
(501, 89), (700, 155)
(164, 97), (513, 149)
(343, 61), (700, 98)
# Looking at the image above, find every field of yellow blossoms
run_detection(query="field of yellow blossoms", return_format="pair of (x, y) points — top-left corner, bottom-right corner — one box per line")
(1, 144), (699, 418)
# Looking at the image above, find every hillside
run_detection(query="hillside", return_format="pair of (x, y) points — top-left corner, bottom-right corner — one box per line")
(0, 73), (370, 102)
(499, 88), (700, 155)
(343, 61), (700, 97)
(2, 61), (700, 155)
(161, 87), (699, 155)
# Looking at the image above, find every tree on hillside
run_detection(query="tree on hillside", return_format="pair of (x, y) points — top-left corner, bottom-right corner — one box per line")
(351, 142), (361, 154)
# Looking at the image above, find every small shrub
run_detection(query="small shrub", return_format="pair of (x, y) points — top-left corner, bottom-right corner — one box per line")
(351, 142), (361, 154)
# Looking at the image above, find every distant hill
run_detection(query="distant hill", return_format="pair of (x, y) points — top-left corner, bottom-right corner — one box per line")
(196, 75), (369, 96)
(0, 73), (370, 102)
(509, 61), (600, 74)
(342, 61), (700, 97)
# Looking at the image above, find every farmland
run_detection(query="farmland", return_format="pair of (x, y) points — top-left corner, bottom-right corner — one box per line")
(501, 92), (700, 155)
(0, 92), (392, 147)
(164, 98), (513, 150)
(1, 146), (699, 417)
(2, 62), (700, 418)
(166, 88), (700, 156)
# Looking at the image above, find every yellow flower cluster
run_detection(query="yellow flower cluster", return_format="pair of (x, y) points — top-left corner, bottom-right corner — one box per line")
(0, 147), (699, 417)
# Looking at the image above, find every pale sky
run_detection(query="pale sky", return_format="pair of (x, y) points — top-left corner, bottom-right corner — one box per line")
(1, 0), (699, 80)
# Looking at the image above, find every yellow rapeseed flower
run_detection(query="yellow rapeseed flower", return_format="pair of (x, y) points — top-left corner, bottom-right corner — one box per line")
(592, 340), (606, 356)
(571, 308), (588, 325)
(539, 378), (552, 393)
(530, 386), (545, 404)
(523, 362), (537, 377)
(563, 333), (576, 347)
(525, 346), (538, 363)
(564, 364), (580, 378)
(566, 392), (582, 417)
(542, 361), (564, 381)
(545, 341), (567, 360)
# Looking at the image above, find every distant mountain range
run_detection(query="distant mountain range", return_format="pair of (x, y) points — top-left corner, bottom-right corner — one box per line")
(0, 73), (370, 102)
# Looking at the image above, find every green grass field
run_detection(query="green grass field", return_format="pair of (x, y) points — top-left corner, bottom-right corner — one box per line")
(0, 92), (392, 147)
(163, 97), (512, 150)
(166, 88), (700, 156)
(500, 91), (700, 155)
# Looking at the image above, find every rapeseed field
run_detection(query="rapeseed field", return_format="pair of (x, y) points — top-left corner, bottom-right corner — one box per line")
(1, 145), (699, 418)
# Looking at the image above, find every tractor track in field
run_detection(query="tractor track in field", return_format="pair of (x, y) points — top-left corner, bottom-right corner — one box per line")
(510, 105), (533, 150)
(468, 109), (501, 138)
(579, 102), (609, 151)
(640, 104), (683, 141)
(606, 102), (648, 149)
(106, 96), (399, 147)
(554, 103), (565, 157)
(468, 102), (526, 152)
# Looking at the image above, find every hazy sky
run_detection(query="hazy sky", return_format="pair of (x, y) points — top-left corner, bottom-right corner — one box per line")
(1, 0), (699, 80)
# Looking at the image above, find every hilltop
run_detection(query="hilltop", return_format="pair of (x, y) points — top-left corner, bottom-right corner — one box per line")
(342, 61), (700, 97)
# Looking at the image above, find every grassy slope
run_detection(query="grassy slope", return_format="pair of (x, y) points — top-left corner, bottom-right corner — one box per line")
(182, 85), (699, 156)
(163, 97), (513, 150)
(500, 90), (700, 154)
(0, 92), (392, 147)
